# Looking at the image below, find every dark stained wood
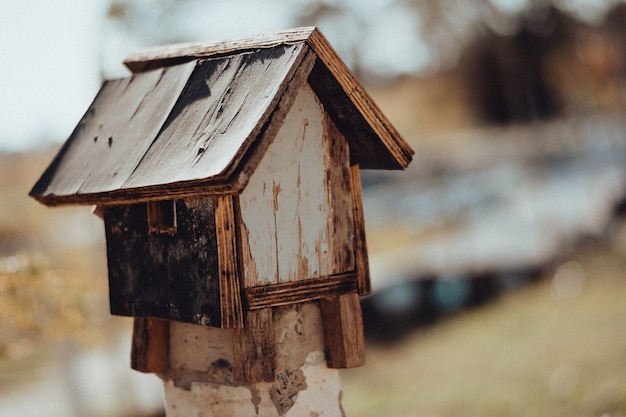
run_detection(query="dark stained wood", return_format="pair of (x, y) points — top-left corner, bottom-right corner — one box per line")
(232, 308), (276, 383)
(131, 316), (170, 373)
(245, 273), (358, 310)
(30, 62), (195, 205)
(104, 197), (223, 327)
(324, 113), (356, 275)
(349, 165), (371, 295)
(319, 292), (366, 369)
(215, 195), (243, 328)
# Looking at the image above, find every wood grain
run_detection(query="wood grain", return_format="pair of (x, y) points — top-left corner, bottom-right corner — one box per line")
(349, 164), (371, 295)
(238, 84), (355, 287)
(30, 44), (312, 206)
(105, 197), (222, 326)
(307, 28), (413, 169)
(131, 316), (170, 373)
(245, 273), (358, 310)
(30, 63), (195, 205)
(124, 27), (319, 73)
(215, 195), (243, 328)
(232, 308), (276, 383)
(319, 293), (366, 369)
(324, 113), (356, 275)
(124, 26), (414, 170)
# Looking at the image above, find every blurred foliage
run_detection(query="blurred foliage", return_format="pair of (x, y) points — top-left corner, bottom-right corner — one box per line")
(0, 150), (119, 363)
(342, 244), (626, 417)
(104, 0), (626, 81)
(0, 253), (108, 360)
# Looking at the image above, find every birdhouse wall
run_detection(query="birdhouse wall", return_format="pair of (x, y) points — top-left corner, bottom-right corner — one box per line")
(104, 197), (223, 326)
(238, 83), (356, 289)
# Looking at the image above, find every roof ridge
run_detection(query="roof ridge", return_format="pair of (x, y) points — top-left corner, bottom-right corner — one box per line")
(124, 27), (317, 73)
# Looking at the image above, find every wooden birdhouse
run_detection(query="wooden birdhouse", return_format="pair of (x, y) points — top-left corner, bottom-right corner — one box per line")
(30, 27), (413, 383)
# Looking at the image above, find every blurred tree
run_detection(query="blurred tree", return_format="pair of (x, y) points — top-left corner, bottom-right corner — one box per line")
(0, 253), (110, 361)
(103, 0), (624, 82)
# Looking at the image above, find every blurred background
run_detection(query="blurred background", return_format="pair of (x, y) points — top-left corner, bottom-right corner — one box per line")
(2, 0), (626, 416)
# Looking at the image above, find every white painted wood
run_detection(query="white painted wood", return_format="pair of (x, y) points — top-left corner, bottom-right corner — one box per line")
(239, 83), (354, 287)
(162, 303), (344, 417)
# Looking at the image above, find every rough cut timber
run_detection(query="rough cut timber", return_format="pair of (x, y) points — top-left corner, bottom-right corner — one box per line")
(30, 27), (413, 207)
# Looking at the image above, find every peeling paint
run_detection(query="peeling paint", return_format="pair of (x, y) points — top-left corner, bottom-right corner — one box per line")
(249, 385), (262, 415)
(239, 83), (353, 287)
(269, 369), (308, 415)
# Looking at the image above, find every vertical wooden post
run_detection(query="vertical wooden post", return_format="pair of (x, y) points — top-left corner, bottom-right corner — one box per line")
(131, 317), (170, 373)
(319, 292), (366, 368)
(232, 307), (276, 382)
(350, 164), (371, 295)
(215, 195), (244, 328)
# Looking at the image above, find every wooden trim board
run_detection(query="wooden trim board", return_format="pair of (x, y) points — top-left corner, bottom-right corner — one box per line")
(232, 308), (276, 383)
(245, 273), (358, 310)
(216, 195), (244, 328)
(319, 293), (366, 368)
(349, 165), (371, 295)
(124, 27), (319, 73)
(131, 316), (170, 373)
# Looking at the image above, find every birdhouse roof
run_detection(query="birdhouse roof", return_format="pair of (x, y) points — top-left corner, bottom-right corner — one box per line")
(30, 27), (413, 206)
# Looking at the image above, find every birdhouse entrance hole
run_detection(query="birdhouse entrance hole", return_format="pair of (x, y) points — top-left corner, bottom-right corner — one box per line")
(148, 200), (177, 234)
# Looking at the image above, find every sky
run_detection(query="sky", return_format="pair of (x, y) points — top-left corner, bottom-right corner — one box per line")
(0, 0), (615, 152)
(0, 0), (107, 152)
(0, 0), (430, 153)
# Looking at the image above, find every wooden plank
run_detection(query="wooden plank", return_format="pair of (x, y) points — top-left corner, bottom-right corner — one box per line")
(319, 293), (366, 369)
(349, 165), (371, 295)
(324, 113), (356, 275)
(215, 195), (243, 328)
(31, 180), (237, 207)
(239, 84), (354, 287)
(246, 273), (358, 310)
(105, 197), (222, 326)
(131, 316), (170, 373)
(232, 308), (276, 383)
(123, 44), (309, 191)
(124, 27), (318, 73)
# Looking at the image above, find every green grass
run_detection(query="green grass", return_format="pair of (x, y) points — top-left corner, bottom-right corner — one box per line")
(342, 246), (626, 417)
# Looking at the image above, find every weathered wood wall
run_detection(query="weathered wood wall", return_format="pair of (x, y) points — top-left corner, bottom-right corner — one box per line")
(238, 83), (355, 287)
(105, 197), (222, 326)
